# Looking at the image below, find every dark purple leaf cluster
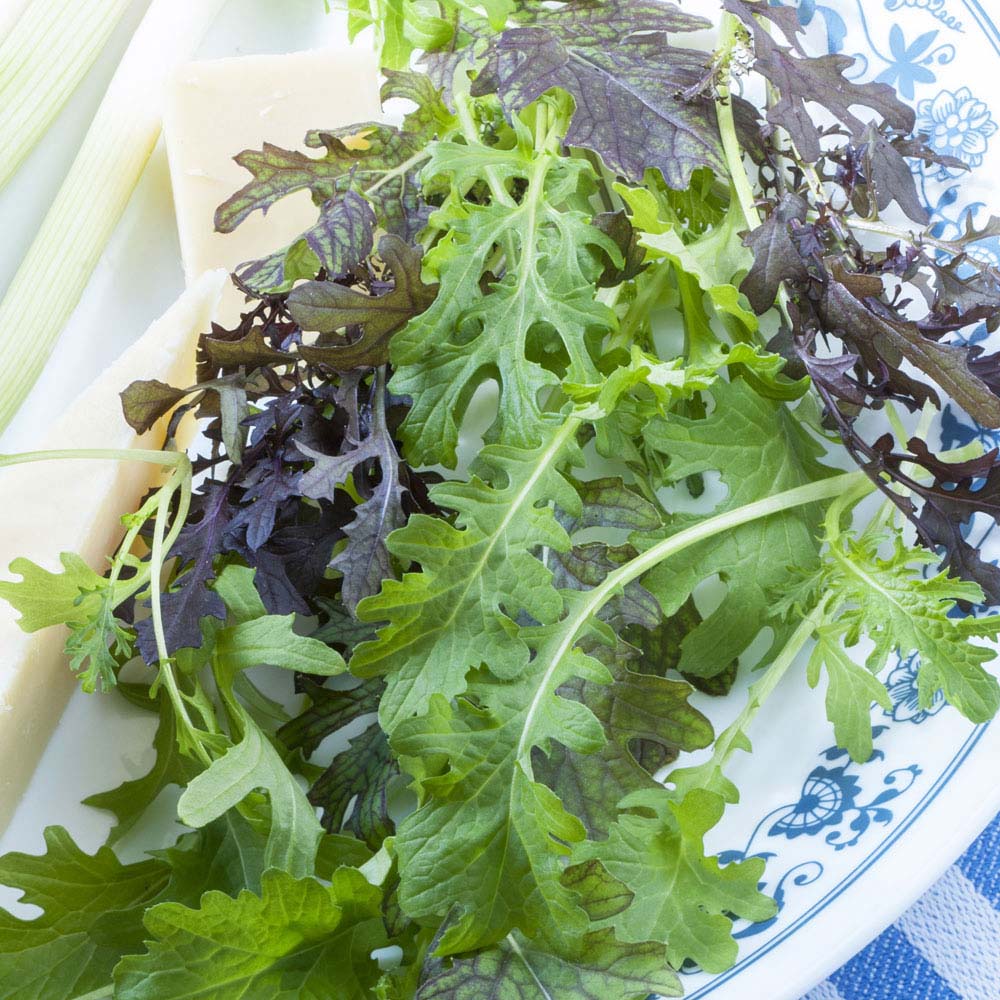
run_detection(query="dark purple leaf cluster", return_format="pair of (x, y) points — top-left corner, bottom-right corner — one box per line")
(726, 0), (1000, 601)
(122, 241), (439, 662)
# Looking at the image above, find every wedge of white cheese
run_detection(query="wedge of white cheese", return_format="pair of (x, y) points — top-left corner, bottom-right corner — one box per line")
(164, 47), (381, 317)
(0, 269), (227, 829)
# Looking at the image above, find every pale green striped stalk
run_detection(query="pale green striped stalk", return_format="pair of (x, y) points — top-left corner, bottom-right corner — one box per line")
(0, 0), (133, 192)
(0, 0), (227, 435)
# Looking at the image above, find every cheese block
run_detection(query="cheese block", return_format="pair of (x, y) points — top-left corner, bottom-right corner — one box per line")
(0, 269), (227, 830)
(164, 47), (381, 318)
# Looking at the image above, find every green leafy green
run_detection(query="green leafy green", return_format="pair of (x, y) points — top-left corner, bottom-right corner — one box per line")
(390, 112), (618, 465)
(352, 417), (583, 730)
(582, 788), (775, 972)
(417, 928), (681, 1000)
(178, 711), (324, 878)
(806, 523), (1000, 761)
(641, 378), (833, 675)
(114, 868), (387, 999)
(0, 828), (168, 1000)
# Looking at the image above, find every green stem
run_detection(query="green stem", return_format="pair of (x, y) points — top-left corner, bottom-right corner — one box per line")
(0, 444), (213, 763)
(365, 148), (431, 198)
(593, 472), (868, 621)
(715, 14), (760, 232)
(148, 470), (210, 767)
(611, 260), (673, 351)
(841, 214), (992, 263)
(518, 470), (872, 764)
(715, 12), (798, 327)
(0, 447), (187, 470)
(677, 593), (835, 793)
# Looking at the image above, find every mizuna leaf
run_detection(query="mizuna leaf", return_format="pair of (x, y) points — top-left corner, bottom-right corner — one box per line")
(216, 71), (451, 242)
(0, 552), (108, 633)
(0, 827), (169, 1000)
(620, 185), (758, 331)
(156, 812), (268, 900)
(290, 236), (438, 369)
(213, 614), (346, 676)
(178, 712), (324, 878)
(806, 628), (892, 764)
(113, 869), (386, 1000)
(295, 371), (409, 612)
(390, 138), (617, 466)
(818, 274), (1000, 428)
(0, 553), (133, 692)
(119, 379), (189, 434)
(819, 527), (1000, 727)
(581, 788), (775, 972)
(390, 649), (602, 955)
(641, 378), (834, 675)
(416, 927), (682, 1000)
(479, 0), (727, 187)
(351, 417), (583, 730)
(739, 193), (810, 314)
(534, 642), (713, 838)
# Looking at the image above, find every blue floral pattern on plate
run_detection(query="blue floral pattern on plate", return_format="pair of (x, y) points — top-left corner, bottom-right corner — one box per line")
(915, 86), (998, 172)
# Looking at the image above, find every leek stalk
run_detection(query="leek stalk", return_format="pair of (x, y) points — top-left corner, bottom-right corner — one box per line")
(0, 0), (227, 435)
(0, 0), (135, 193)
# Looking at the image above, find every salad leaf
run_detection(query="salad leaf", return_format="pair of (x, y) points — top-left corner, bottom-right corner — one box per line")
(807, 525), (1000, 760)
(582, 788), (775, 972)
(724, 0), (914, 162)
(238, 189), (376, 295)
(290, 236), (437, 369)
(390, 125), (617, 465)
(352, 418), (583, 730)
(0, 828), (169, 1000)
(114, 868), (387, 1000)
(479, 0), (727, 187)
(534, 643), (713, 837)
(417, 927), (681, 1000)
(178, 711), (324, 878)
(641, 378), (833, 675)
(216, 71), (452, 244)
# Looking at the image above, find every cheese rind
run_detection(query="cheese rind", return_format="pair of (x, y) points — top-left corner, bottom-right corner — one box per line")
(0, 269), (227, 830)
(164, 47), (382, 318)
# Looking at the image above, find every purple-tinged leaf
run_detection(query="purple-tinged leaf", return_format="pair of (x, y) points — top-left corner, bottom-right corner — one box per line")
(478, 0), (729, 187)
(289, 236), (437, 369)
(740, 195), (810, 314)
(725, 0), (915, 162)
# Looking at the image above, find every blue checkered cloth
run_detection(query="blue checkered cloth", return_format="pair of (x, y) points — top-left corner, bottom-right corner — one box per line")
(801, 813), (1000, 999)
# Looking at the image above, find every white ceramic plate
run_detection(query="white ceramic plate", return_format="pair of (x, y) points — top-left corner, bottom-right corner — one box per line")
(2, 2), (1000, 998)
